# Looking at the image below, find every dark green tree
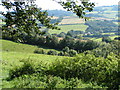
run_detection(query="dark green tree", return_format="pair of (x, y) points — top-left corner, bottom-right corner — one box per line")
(1, 1), (59, 42)
(62, 46), (70, 53)
(102, 37), (112, 43)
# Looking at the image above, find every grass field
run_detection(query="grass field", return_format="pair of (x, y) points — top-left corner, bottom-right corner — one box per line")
(1, 39), (60, 53)
(49, 24), (88, 34)
(89, 35), (118, 42)
(2, 51), (68, 88)
(1, 39), (69, 88)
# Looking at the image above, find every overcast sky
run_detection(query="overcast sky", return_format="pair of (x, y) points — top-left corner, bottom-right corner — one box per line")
(0, 0), (119, 11)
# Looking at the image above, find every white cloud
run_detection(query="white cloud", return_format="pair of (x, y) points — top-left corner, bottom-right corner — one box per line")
(35, 0), (63, 10)
(90, 0), (119, 6)
(35, 0), (119, 10)
(0, 0), (119, 11)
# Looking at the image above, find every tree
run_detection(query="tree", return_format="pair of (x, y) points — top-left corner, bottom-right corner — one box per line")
(2, 1), (59, 42)
(1, 0), (95, 42)
(62, 46), (70, 53)
(102, 37), (112, 43)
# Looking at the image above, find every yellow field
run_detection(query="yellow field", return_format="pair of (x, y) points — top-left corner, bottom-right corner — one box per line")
(59, 16), (85, 25)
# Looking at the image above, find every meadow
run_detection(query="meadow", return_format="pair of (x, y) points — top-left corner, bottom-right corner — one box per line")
(1, 4), (119, 88)
(1, 39), (60, 53)
(1, 39), (69, 88)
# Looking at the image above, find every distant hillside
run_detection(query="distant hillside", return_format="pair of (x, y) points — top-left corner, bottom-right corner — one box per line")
(47, 10), (73, 17)
(46, 5), (118, 19)
(93, 5), (118, 11)
(86, 5), (118, 19)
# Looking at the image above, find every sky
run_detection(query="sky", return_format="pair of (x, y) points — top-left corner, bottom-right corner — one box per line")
(35, 0), (120, 10)
(0, 0), (119, 11)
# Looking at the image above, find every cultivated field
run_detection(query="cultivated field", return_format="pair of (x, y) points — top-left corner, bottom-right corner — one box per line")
(59, 16), (85, 25)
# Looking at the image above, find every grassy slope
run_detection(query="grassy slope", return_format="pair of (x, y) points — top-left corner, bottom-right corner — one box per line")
(1, 39), (68, 88)
(1, 40), (105, 88)
(1, 39), (59, 53)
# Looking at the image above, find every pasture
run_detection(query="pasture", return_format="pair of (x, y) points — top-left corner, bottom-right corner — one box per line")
(49, 24), (88, 34)
(1, 39), (69, 88)
(1, 39), (59, 53)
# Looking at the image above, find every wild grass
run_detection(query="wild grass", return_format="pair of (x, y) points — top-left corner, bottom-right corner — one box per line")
(1, 39), (59, 53)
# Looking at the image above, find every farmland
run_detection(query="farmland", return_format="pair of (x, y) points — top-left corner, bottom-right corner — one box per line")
(1, 4), (119, 89)
(49, 24), (88, 34)
(59, 16), (85, 24)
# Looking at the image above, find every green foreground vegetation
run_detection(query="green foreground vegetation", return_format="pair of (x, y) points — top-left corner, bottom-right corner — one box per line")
(1, 39), (119, 89)
(1, 1), (119, 89)
(1, 39), (68, 88)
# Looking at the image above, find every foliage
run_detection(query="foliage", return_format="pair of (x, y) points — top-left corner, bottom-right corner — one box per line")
(58, 0), (95, 20)
(86, 40), (120, 58)
(47, 50), (58, 55)
(62, 46), (70, 53)
(102, 37), (112, 43)
(2, 39), (119, 89)
(62, 47), (78, 57)
(68, 49), (78, 57)
(85, 20), (118, 34)
(47, 53), (119, 89)
(1, 1), (59, 42)
(8, 59), (36, 80)
(6, 52), (119, 89)
(34, 48), (46, 54)
(1, 0), (95, 42)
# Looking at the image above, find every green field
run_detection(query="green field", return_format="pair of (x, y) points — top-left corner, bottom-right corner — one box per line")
(1, 39), (69, 88)
(1, 39), (60, 53)
(49, 24), (88, 34)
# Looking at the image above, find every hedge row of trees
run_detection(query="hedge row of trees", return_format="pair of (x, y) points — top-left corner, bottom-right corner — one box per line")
(85, 20), (118, 34)
(14, 34), (99, 53)
(34, 47), (77, 57)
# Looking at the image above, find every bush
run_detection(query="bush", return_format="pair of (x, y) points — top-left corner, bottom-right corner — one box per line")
(34, 48), (45, 54)
(46, 53), (119, 89)
(62, 47), (69, 53)
(68, 49), (78, 57)
(8, 59), (36, 80)
(102, 37), (112, 43)
(58, 51), (64, 56)
(8, 59), (47, 80)
(47, 50), (58, 55)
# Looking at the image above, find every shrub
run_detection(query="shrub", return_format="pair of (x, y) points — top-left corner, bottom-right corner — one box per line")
(34, 48), (45, 54)
(8, 59), (47, 80)
(46, 53), (119, 89)
(62, 47), (69, 53)
(68, 49), (78, 57)
(58, 51), (64, 56)
(47, 50), (58, 55)
(102, 37), (112, 43)
(8, 59), (36, 80)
